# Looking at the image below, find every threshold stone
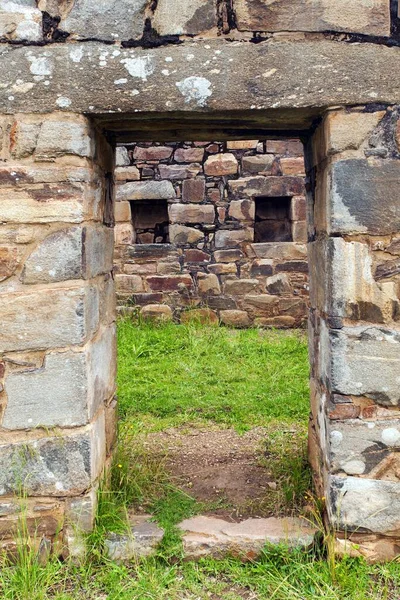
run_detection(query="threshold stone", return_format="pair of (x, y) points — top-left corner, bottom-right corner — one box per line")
(178, 515), (317, 560)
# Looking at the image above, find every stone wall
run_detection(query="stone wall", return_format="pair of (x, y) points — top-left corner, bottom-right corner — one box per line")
(0, 113), (116, 557)
(114, 139), (308, 327)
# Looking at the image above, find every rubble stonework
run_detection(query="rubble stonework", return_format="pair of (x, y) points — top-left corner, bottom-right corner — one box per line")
(114, 139), (308, 327)
(1, 0), (400, 563)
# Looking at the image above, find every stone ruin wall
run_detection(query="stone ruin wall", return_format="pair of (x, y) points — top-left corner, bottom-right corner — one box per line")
(114, 138), (308, 327)
(1, 0), (400, 564)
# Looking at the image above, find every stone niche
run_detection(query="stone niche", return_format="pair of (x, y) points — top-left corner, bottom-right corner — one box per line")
(113, 139), (309, 328)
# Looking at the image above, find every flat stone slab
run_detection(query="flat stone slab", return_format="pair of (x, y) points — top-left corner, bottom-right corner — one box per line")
(178, 516), (316, 560)
(105, 515), (164, 563)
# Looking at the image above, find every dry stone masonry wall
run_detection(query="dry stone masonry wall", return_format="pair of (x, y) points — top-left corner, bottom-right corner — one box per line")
(114, 138), (308, 327)
(1, 0), (400, 564)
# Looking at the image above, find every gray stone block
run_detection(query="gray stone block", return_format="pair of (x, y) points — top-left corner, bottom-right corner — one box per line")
(105, 516), (164, 563)
(330, 326), (400, 405)
(117, 181), (176, 201)
(0, 413), (105, 496)
(330, 160), (400, 235)
(60, 0), (147, 41)
(152, 0), (216, 36)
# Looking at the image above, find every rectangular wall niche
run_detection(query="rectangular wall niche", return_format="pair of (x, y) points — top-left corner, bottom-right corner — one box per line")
(254, 196), (293, 243)
(131, 199), (169, 244)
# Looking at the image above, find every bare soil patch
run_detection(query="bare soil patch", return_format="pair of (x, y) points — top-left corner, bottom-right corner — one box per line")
(141, 426), (277, 520)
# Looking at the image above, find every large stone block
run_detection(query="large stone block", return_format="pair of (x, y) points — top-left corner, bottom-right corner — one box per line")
(133, 146), (172, 160)
(329, 476), (400, 535)
(152, 0), (216, 36)
(330, 326), (400, 405)
(229, 176), (304, 199)
(0, 1), (42, 42)
(169, 224), (204, 245)
(0, 286), (99, 352)
(249, 242), (307, 260)
(158, 164), (201, 180)
(117, 181), (175, 201)
(169, 203), (215, 224)
(329, 159), (400, 235)
(204, 153), (238, 176)
(309, 238), (397, 322)
(3, 325), (115, 429)
(214, 228), (253, 248)
(330, 419), (400, 477)
(35, 120), (92, 159)
(0, 413), (105, 496)
(235, 0), (390, 37)
(59, 0), (147, 41)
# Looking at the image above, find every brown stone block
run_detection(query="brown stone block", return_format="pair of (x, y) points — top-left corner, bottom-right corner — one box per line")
(133, 146), (173, 161)
(242, 155), (275, 174)
(204, 153), (238, 176)
(114, 223), (134, 245)
(115, 166), (140, 181)
(220, 309), (251, 327)
(125, 244), (179, 261)
(115, 274), (144, 293)
(224, 278), (260, 295)
(250, 259), (273, 276)
(157, 260), (181, 274)
(208, 263), (237, 275)
(184, 249), (210, 263)
(228, 199), (255, 221)
(278, 298), (308, 319)
(280, 157), (305, 175)
(243, 294), (279, 317)
(159, 164), (201, 180)
(182, 178), (206, 203)
(290, 196), (307, 221)
(214, 249), (243, 263)
(328, 403), (361, 420)
(276, 260), (308, 273)
(197, 272), (221, 295)
(169, 203), (215, 224)
(254, 316), (296, 328)
(0, 245), (23, 282)
(266, 140), (304, 156)
(169, 224), (204, 245)
(114, 200), (131, 222)
(229, 176), (304, 199)
(227, 140), (258, 150)
(147, 275), (194, 292)
(214, 228), (253, 248)
(130, 293), (163, 305)
(292, 221), (308, 243)
(174, 147), (205, 163)
(141, 304), (173, 322)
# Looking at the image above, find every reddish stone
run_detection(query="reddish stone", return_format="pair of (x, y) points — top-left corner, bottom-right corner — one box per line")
(184, 249), (210, 263)
(290, 197), (307, 221)
(276, 261), (308, 273)
(174, 147), (205, 163)
(182, 178), (206, 203)
(131, 293), (163, 305)
(204, 153), (238, 176)
(133, 146), (173, 160)
(159, 164), (201, 180)
(0, 362), (5, 378)
(147, 275), (194, 292)
(329, 404), (361, 420)
(280, 157), (305, 175)
(206, 143), (220, 154)
(266, 139), (304, 156)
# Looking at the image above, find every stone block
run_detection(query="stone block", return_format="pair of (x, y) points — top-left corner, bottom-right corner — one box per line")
(184, 249), (210, 263)
(0, 1), (42, 42)
(182, 178), (205, 203)
(208, 263), (237, 275)
(323, 110), (384, 156)
(250, 242), (307, 260)
(169, 224), (204, 245)
(290, 197), (307, 221)
(60, 0), (147, 41)
(169, 203), (215, 224)
(214, 249), (243, 263)
(0, 412), (105, 496)
(105, 516), (164, 563)
(124, 244), (179, 261)
(174, 147), (204, 163)
(105, 398), (118, 455)
(179, 516), (316, 560)
(0, 286), (98, 352)
(115, 274), (144, 293)
(115, 166), (140, 181)
(235, 0), (390, 37)
(329, 476), (400, 536)
(242, 155), (275, 174)
(133, 146), (172, 160)
(66, 490), (97, 533)
(21, 225), (113, 284)
(159, 164), (201, 180)
(152, 0), (216, 35)
(329, 159), (400, 235)
(243, 294), (279, 317)
(35, 120), (92, 159)
(181, 308), (218, 325)
(156, 260), (181, 274)
(228, 199), (255, 221)
(197, 272), (220, 295)
(229, 176), (304, 199)
(214, 228), (253, 248)
(266, 140), (304, 155)
(266, 273), (291, 294)
(309, 238), (397, 322)
(204, 153), (238, 176)
(254, 316), (296, 328)
(0, 245), (23, 281)
(250, 259), (273, 276)
(115, 147), (130, 167)
(220, 310), (250, 327)
(224, 278), (259, 295)
(140, 304), (173, 322)
(117, 181), (176, 201)
(146, 274), (193, 292)
(330, 326), (400, 405)
(10, 118), (41, 158)
(115, 201), (131, 222)
(227, 140), (258, 150)
(114, 223), (134, 245)
(280, 157), (305, 175)
(1, 182), (91, 224)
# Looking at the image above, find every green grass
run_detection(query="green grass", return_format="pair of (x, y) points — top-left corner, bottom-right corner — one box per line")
(117, 318), (310, 430)
(2, 319), (400, 599)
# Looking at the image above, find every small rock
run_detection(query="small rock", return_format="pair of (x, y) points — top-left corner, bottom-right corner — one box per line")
(105, 516), (164, 563)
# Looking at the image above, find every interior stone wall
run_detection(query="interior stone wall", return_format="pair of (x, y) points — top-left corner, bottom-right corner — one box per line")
(114, 139), (309, 327)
